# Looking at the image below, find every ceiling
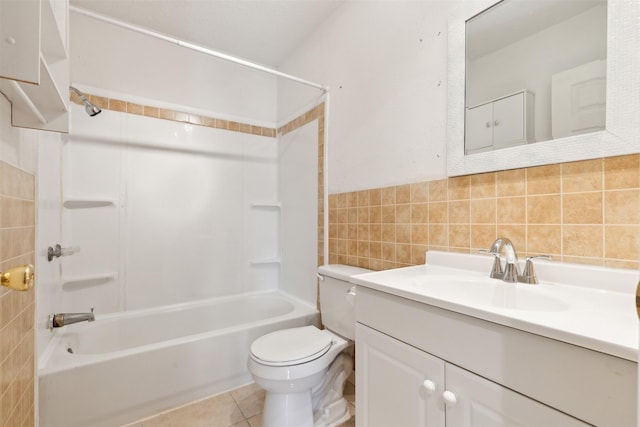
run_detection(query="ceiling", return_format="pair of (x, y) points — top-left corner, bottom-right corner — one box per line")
(69, 0), (346, 68)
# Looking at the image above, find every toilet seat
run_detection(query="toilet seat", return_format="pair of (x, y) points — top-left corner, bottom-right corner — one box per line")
(250, 325), (334, 366)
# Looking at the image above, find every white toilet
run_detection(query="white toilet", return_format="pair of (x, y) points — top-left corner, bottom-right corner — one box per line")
(247, 264), (371, 427)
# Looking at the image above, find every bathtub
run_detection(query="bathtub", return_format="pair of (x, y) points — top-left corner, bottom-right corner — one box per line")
(38, 291), (319, 427)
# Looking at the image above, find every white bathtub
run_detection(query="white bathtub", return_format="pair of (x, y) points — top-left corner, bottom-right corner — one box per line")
(38, 291), (319, 427)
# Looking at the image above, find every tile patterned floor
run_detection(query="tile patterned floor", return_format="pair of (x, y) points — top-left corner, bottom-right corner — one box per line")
(122, 380), (356, 427)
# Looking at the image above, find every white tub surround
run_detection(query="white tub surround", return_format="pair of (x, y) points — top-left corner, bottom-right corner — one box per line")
(38, 291), (319, 427)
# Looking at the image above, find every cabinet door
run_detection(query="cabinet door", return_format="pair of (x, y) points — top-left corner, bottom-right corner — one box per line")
(356, 324), (445, 427)
(492, 92), (525, 149)
(0, 0), (40, 83)
(444, 364), (589, 427)
(464, 103), (493, 154)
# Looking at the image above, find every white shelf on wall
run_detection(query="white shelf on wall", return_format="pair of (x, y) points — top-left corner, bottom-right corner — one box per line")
(1, 58), (68, 132)
(62, 273), (117, 290)
(63, 199), (115, 209)
(0, 0), (69, 132)
(249, 258), (281, 265)
(41, 0), (67, 63)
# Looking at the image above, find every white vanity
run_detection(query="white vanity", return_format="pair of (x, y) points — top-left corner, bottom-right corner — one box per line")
(352, 251), (638, 427)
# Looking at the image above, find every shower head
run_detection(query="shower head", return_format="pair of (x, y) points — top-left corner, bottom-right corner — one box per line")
(69, 86), (102, 116)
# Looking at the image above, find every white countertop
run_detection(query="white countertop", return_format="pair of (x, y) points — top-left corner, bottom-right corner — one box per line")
(351, 252), (639, 362)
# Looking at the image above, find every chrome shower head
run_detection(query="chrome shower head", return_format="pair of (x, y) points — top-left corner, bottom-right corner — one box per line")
(84, 102), (101, 117)
(69, 86), (102, 116)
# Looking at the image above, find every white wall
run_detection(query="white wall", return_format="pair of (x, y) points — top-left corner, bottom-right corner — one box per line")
(278, 1), (452, 194)
(0, 96), (38, 172)
(57, 103), (279, 314)
(70, 12), (278, 125)
(35, 132), (64, 359)
(280, 120), (319, 305)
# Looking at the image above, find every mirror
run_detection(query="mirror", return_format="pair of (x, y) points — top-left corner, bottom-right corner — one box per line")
(447, 0), (639, 176)
(465, 0), (607, 154)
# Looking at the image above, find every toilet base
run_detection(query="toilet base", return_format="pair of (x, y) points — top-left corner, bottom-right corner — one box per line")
(262, 391), (315, 427)
(313, 396), (351, 427)
(312, 353), (353, 427)
(259, 352), (353, 427)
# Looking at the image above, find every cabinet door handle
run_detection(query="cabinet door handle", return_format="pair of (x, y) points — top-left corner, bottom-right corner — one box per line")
(485, 121), (492, 128)
(443, 390), (457, 407)
(494, 119), (500, 126)
(422, 379), (437, 396)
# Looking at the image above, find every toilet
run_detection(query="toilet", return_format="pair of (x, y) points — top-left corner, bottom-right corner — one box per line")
(247, 264), (371, 427)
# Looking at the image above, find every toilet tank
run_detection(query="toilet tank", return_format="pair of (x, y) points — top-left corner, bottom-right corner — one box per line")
(318, 264), (372, 340)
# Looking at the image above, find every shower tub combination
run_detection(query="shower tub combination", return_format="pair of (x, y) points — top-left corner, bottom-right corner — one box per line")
(38, 291), (319, 427)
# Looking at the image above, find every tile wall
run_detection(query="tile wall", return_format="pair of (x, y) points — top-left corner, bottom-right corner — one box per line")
(0, 162), (36, 426)
(329, 155), (640, 271)
(70, 92), (276, 137)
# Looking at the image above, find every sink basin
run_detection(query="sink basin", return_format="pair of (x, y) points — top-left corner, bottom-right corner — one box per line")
(410, 276), (570, 312)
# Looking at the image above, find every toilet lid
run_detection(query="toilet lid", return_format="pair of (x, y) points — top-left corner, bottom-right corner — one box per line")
(250, 326), (334, 366)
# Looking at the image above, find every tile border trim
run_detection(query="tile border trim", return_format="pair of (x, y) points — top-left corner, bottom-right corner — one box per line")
(70, 92), (277, 137)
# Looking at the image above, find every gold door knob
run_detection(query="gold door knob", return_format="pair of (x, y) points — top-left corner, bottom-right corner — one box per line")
(1, 264), (34, 291)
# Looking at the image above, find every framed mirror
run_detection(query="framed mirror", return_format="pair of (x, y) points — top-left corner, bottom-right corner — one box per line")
(447, 0), (639, 177)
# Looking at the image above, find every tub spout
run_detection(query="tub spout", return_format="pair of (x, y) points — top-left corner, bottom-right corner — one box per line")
(48, 308), (95, 329)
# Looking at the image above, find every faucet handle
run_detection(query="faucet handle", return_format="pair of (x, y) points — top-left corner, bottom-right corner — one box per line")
(478, 249), (503, 279)
(519, 255), (552, 285)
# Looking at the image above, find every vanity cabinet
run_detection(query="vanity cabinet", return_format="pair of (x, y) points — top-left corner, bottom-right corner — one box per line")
(355, 286), (637, 427)
(465, 90), (534, 154)
(357, 324), (588, 427)
(0, 0), (69, 132)
(356, 323), (445, 427)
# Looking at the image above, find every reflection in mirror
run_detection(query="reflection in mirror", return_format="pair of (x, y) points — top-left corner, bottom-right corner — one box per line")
(464, 0), (607, 155)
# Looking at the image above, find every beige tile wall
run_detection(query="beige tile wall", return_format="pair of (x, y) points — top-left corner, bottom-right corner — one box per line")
(0, 161), (36, 427)
(329, 155), (640, 271)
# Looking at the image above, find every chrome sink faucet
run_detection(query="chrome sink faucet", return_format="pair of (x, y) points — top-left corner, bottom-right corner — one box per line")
(48, 308), (95, 329)
(481, 237), (520, 283)
(481, 238), (552, 284)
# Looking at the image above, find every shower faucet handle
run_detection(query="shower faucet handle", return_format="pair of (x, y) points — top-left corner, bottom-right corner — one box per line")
(47, 244), (80, 261)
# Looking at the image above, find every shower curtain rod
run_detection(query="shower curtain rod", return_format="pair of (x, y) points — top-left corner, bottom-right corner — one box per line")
(70, 5), (327, 92)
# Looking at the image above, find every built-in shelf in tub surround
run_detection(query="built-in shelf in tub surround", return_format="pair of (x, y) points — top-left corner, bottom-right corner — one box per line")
(250, 202), (281, 208)
(249, 258), (281, 265)
(62, 273), (118, 290)
(63, 199), (115, 209)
